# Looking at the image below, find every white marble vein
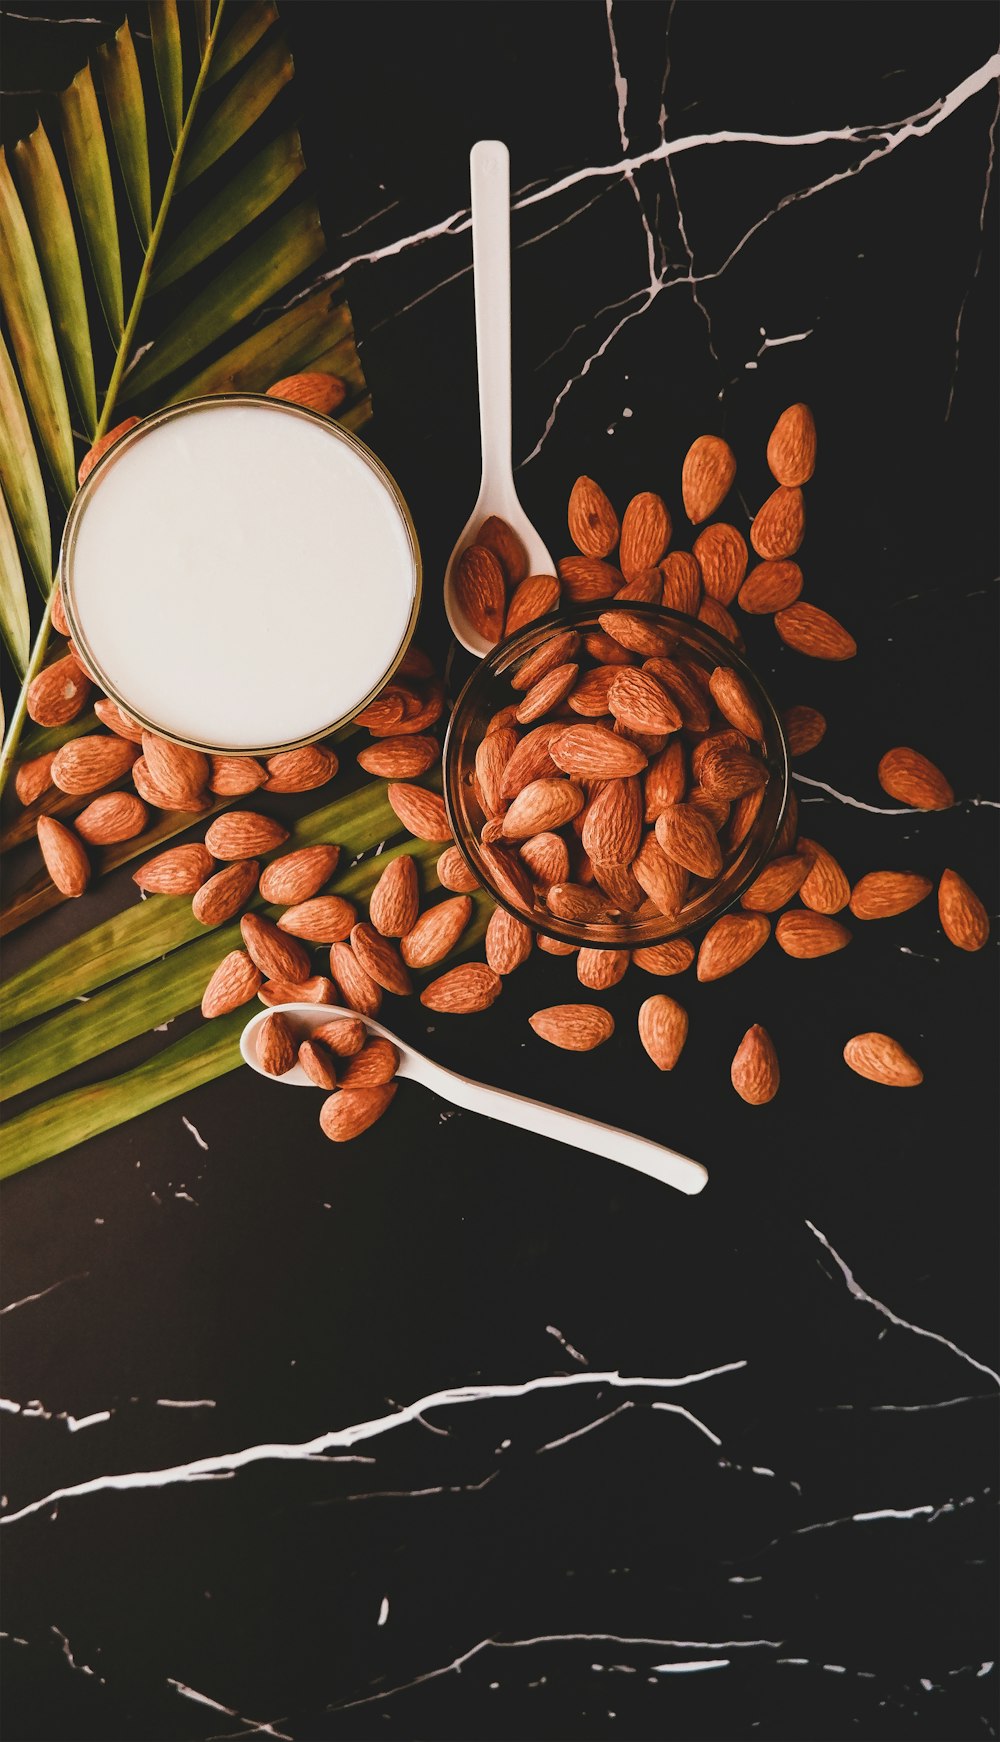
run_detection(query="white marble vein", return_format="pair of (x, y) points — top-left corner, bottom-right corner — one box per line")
(946, 86), (999, 419)
(0, 1273), (89, 1316)
(0, 1362), (747, 1527)
(806, 1219), (1000, 1386)
(168, 1678), (291, 1741)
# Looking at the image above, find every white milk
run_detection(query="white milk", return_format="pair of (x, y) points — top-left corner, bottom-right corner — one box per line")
(65, 399), (418, 750)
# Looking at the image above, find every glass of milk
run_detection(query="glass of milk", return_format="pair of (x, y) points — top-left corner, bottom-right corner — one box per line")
(60, 395), (422, 754)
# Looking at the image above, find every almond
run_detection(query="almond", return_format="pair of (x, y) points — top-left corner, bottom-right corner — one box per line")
(773, 788), (799, 855)
(681, 434), (736, 524)
(599, 609), (674, 660)
(515, 661), (580, 725)
(476, 514), (529, 586)
(350, 922), (413, 995)
(487, 704), (521, 737)
(549, 722), (647, 779)
(727, 786), (766, 851)
(502, 778), (585, 839)
(370, 853), (421, 936)
(849, 871), (933, 920)
(738, 559), (803, 614)
(519, 831), (570, 889)
(298, 1039), (338, 1089)
(731, 1024), (779, 1103)
(258, 844), (339, 905)
(401, 894), (473, 968)
(36, 815), (90, 896)
(877, 747), (954, 810)
(638, 994), (688, 1069)
(557, 554), (623, 602)
(775, 601), (855, 661)
(201, 949), (262, 1018)
(686, 785), (730, 831)
(486, 906), (533, 974)
(797, 839), (850, 914)
(631, 938), (695, 975)
(615, 568), (663, 605)
(697, 596), (742, 646)
(241, 912), (311, 982)
(697, 912), (770, 981)
(313, 1016), (367, 1056)
(455, 544), (506, 642)
(529, 1003), (614, 1051)
(479, 842), (536, 912)
(356, 735), (440, 779)
(50, 733), (138, 794)
(643, 657), (711, 732)
(709, 666), (763, 740)
(766, 403), (816, 486)
(697, 742), (767, 800)
(567, 476), (619, 557)
(576, 947), (628, 990)
(582, 776), (642, 863)
(354, 691), (405, 732)
(364, 679), (445, 738)
(205, 812), (289, 859)
(277, 896), (357, 942)
(50, 583), (70, 636)
(751, 485), (805, 558)
(537, 934), (578, 956)
(133, 842), (214, 894)
(938, 868), (990, 952)
(691, 728), (749, 782)
(208, 755), (268, 795)
(319, 1083), (396, 1141)
(655, 803), (723, 879)
(843, 1033), (923, 1088)
(386, 782), (452, 841)
(566, 664), (622, 716)
(591, 857), (646, 911)
(782, 705), (826, 757)
(77, 416), (140, 485)
(660, 550), (702, 615)
(499, 723), (563, 796)
(632, 832), (688, 916)
(421, 962), (502, 1013)
(192, 859), (259, 925)
(340, 1037), (399, 1088)
(692, 523), (747, 606)
(775, 910), (851, 958)
(398, 645), (435, 682)
(643, 740), (686, 821)
(436, 845), (480, 893)
(608, 668), (681, 736)
(547, 881), (607, 922)
(582, 627), (633, 666)
(258, 975), (336, 1006)
(141, 733), (209, 805)
(506, 573), (560, 635)
(264, 744), (338, 792)
(328, 940), (383, 1015)
(26, 654), (92, 727)
(266, 371), (346, 416)
(130, 756), (209, 811)
(258, 1012), (296, 1076)
(74, 791), (148, 845)
(94, 697), (144, 740)
(512, 630), (582, 692)
(14, 751), (56, 806)
(619, 492), (671, 578)
(740, 854), (808, 912)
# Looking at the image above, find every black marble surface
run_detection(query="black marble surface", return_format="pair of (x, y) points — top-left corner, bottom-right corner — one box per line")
(2, 4), (999, 1739)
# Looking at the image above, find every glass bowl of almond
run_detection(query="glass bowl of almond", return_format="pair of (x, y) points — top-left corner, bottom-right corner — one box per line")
(443, 602), (790, 948)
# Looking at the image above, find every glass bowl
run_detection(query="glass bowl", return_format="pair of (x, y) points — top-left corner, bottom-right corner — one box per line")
(443, 602), (790, 948)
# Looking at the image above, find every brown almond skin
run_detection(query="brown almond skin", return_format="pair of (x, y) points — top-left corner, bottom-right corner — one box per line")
(502, 778), (585, 840)
(339, 1037), (399, 1088)
(633, 832), (688, 917)
(549, 723), (647, 780)
(731, 1025), (780, 1104)
(576, 947), (629, 990)
(37, 815), (90, 896)
(505, 573), (560, 635)
(263, 745), (338, 793)
(643, 740), (687, 822)
(798, 839), (851, 914)
(258, 1013), (297, 1076)
(582, 776), (642, 865)
(877, 748), (954, 810)
(266, 372), (347, 416)
(767, 403), (817, 486)
(709, 667), (763, 740)
(134, 843), (215, 894)
(258, 844), (339, 905)
(682, 434), (736, 524)
(557, 555), (623, 602)
(529, 1004), (614, 1051)
(608, 668), (682, 735)
(782, 705), (826, 757)
(420, 962), (502, 1013)
(192, 860), (260, 926)
(477, 514), (529, 586)
(775, 602), (856, 661)
(843, 1033), (923, 1087)
(329, 942), (383, 1016)
(486, 906), (533, 974)
(515, 662), (579, 725)
(849, 871), (933, 920)
(436, 845), (480, 893)
(401, 896), (475, 969)
(751, 485), (805, 559)
(132, 755), (209, 812)
(693, 523), (748, 606)
(511, 630), (582, 693)
(26, 654), (92, 727)
(655, 803), (723, 880)
(697, 913), (770, 981)
(938, 868), (990, 952)
(370, 854), (421, 936)
(738, 560), (804, 614)
(454, 544), (506, 643)
(51, 733), (138, 793)
(519, 831), (571, 890)
(619, 492), (671, 578)
(568, 476), (619, 557)
(74, 791), (149, 844)
(15, 751), (57, 806)
(386, 783), (452, 842)
(614, 568), (662, 606)
(77, 416), (141, 484)
(204, 812), (289, 859)
(631, 939), (695, 976)
(276, 896), (357, 943)
(638, 995), (688, 1070)
(740, 854), (809, 913)
(319, 1083), (397, 1142)
(546, 881), (607, 923)
(201, 950), (262, 1018)
(258, 976), (336, 1007)
(298, 1039), (338, 1090)
(697, 596), (743, 646)
(357, 735), (440, 779)
(537, 935), (578, 956)
(313, 1016), (367, 1056)
(241, 913), (312, 983)
(94, 697), (144, 741)
(591, 857), (646, 912)
(208, 756), (268, 796)
(479, 842), (536, 913)
(660, 551), (702, 615)
(350, 923), (413, 996)
(365, 679), (445, 738)
(697, 743), (767, 801)
(50, 582), (70, 635)
(774, 910), (851, 958)
(141, 733), (209, 804)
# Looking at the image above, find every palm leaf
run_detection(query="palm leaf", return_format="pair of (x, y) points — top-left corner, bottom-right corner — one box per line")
(206, 0), (277, 87)
(0, 152), (76, 505)
(96, 22), (152, 245)
(150, 127), (305, 293)
(178, 33), (293, 188)
(148, 0), (184, 152)
(58, 66), (124, 341)
(11, 121), (97, 436)
(0, 333), (52, 593)
(0, 487), (30, 675)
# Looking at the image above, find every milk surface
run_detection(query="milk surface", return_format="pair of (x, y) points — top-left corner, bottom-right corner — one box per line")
(68, 401), (417, 749)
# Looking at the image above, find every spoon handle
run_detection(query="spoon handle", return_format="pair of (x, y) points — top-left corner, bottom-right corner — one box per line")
(404, 1053), (708, 1197)
(470, 139), (514, 507)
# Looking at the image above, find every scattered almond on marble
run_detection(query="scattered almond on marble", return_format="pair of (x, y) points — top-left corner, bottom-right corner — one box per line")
(877, 747), (954, 811)
(937, 868), (989, 952)
(843, 1033), (923, 1088)
(731, 1025), (780, 1104)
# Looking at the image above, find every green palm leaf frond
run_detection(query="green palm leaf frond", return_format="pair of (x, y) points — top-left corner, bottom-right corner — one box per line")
(0, 0), (370, 791)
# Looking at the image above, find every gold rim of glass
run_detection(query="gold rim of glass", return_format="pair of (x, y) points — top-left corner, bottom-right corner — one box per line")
(60, 393), (423, 757)
(444, 602), (791, 948)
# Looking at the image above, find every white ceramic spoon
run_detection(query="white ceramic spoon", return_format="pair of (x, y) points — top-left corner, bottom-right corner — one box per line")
(241, 1003), (708, 1198)
(443, 139), (555, 656)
